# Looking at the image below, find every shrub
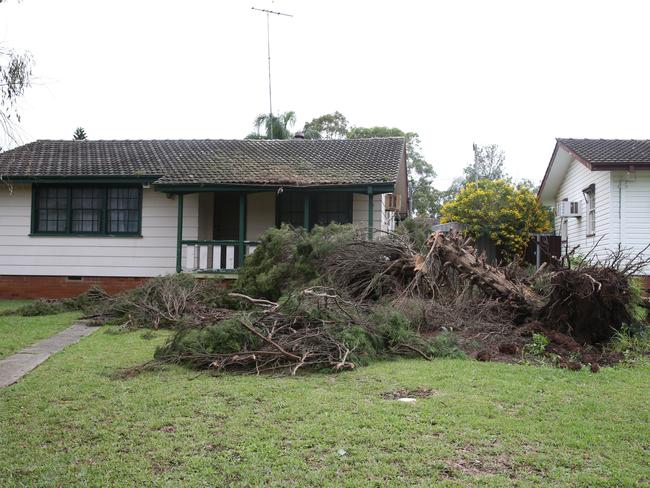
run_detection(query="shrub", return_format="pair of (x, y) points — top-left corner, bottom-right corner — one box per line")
(524, 333), (550, 357)
(441, 179), (552, 258)
(0, 286), (109, 317)
(235, 223), (357, 300)
(9, 299), (70, 316)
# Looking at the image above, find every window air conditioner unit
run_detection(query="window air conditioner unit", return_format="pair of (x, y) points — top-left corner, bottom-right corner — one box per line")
(556, 200), (582, 218)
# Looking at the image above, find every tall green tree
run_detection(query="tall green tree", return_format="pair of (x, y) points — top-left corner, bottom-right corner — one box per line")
(465, 143), (506, 182)
(246, 111), (296, 140)
(447, 143), (508, 196)
(347, 126), (440, 218)
(73, 127), (87, 140)
(302, 111), (348, 139)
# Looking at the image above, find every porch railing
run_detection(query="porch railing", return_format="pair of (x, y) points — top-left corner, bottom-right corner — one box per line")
(180, 240), (260, 273)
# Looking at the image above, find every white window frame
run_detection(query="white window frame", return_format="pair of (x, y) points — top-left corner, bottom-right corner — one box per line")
(585, 187), (596, 236)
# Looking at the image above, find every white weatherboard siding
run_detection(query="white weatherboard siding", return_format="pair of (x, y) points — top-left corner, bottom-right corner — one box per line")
(352, 193), (386, 232)
(0, 185), (198, 277)
(247, 192), (275, 240)
(611, 170), (650, 261)
(554, 159), (612, 261)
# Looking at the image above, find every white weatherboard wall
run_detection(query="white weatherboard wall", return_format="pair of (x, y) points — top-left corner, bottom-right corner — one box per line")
(247, 192), (275, 240)
(610, 170), (650, 261)
(0, 185), (198, 277)
(352, 193), (389, 232)
(554, 159), (612, 260)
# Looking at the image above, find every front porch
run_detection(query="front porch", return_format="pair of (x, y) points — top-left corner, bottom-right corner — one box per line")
(170, 184), (396, 274)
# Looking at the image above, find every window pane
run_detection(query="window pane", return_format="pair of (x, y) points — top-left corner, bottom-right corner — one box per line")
(107, 187), (140, 233)
(35, 187), (69, 233)
(313, 192), (352, 226)
(71, 187), (102, 233)
(278, 192), (305, 227)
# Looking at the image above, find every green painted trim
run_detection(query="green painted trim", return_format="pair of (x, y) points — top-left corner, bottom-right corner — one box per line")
(30, 184), (143, 237)
(176, 193), (184, 273)
(30, 232), (142, 238)
(181, 240), (260, 246)
(155, 183), (395, 194)
(367, 186), (374, 240)
(30, 185), (37, 235)
(238, 192), (246, 267)
(303, 193), (311, 230)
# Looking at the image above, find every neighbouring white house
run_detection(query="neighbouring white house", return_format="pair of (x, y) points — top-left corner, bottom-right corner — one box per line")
(538, 138), (650, 281)
(0, 137), (409, 298)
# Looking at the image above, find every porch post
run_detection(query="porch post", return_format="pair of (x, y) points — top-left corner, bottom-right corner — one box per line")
(303, 193), (311, 230)
(176, 193), (184, 273)
(367, 186), (374, 240)
(238, 192), (246, 267)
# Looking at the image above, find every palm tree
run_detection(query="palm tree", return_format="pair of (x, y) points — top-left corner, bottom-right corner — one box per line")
(246, 111), (296, 140)
(73, 127), (87, 140)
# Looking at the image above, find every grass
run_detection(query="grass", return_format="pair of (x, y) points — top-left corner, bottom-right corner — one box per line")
(0, 327), (649, 487)
(0, 299), (33, 313)
(0, 310), (80, 359)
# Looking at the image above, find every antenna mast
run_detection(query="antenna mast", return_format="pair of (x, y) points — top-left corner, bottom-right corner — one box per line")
(251, 6), (293, 121)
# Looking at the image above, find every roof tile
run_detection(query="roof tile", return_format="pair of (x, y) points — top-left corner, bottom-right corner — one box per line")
(557, 138), (650, 166)
(0, 138), (405, 186)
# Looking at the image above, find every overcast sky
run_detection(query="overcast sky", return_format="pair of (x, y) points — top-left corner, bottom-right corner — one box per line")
(2, 0), (650, 189)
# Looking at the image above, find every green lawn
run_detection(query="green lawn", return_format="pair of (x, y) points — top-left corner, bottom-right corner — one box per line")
(0, 299), (33, 313)
(0, 327), (648, 487)
(0, 310), (80, 359)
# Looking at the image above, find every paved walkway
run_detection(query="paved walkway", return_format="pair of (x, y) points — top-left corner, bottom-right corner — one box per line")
(0, 321), (97, 388)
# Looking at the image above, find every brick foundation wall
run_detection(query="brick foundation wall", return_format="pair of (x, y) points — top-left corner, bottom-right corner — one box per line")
(0, 275), (149, 299)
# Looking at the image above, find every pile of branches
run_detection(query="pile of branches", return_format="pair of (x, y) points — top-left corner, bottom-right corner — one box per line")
(88, 274), (235, 329)
(148, 287), (447, 375)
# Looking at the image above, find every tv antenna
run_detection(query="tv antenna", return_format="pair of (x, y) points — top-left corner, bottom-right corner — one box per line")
(251, 6), (293, 120)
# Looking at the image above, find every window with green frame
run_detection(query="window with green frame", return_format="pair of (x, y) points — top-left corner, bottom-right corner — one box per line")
(32, 185), (142, 236)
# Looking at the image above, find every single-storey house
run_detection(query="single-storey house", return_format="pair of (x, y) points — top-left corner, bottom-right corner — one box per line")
(538, 138), (650, 281)
(0, 137), (408, 298)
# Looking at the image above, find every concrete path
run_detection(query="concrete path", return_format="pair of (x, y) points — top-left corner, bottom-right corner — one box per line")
(0, 321), (97, 388)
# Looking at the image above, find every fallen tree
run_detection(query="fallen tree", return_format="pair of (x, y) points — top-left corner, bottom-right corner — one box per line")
(98, 224), (649, 377)
(327, 231), (649, 345)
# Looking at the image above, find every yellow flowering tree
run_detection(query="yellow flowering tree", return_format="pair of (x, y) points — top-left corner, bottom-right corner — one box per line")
(440, 179), (551, 258)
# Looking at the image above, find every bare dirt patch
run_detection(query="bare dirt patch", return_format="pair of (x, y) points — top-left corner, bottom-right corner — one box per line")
(380, 387), (437, 400)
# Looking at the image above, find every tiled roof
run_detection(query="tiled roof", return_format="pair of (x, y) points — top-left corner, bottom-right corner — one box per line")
(0, 138), (405, 187)
(557, 138), (650, 166)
